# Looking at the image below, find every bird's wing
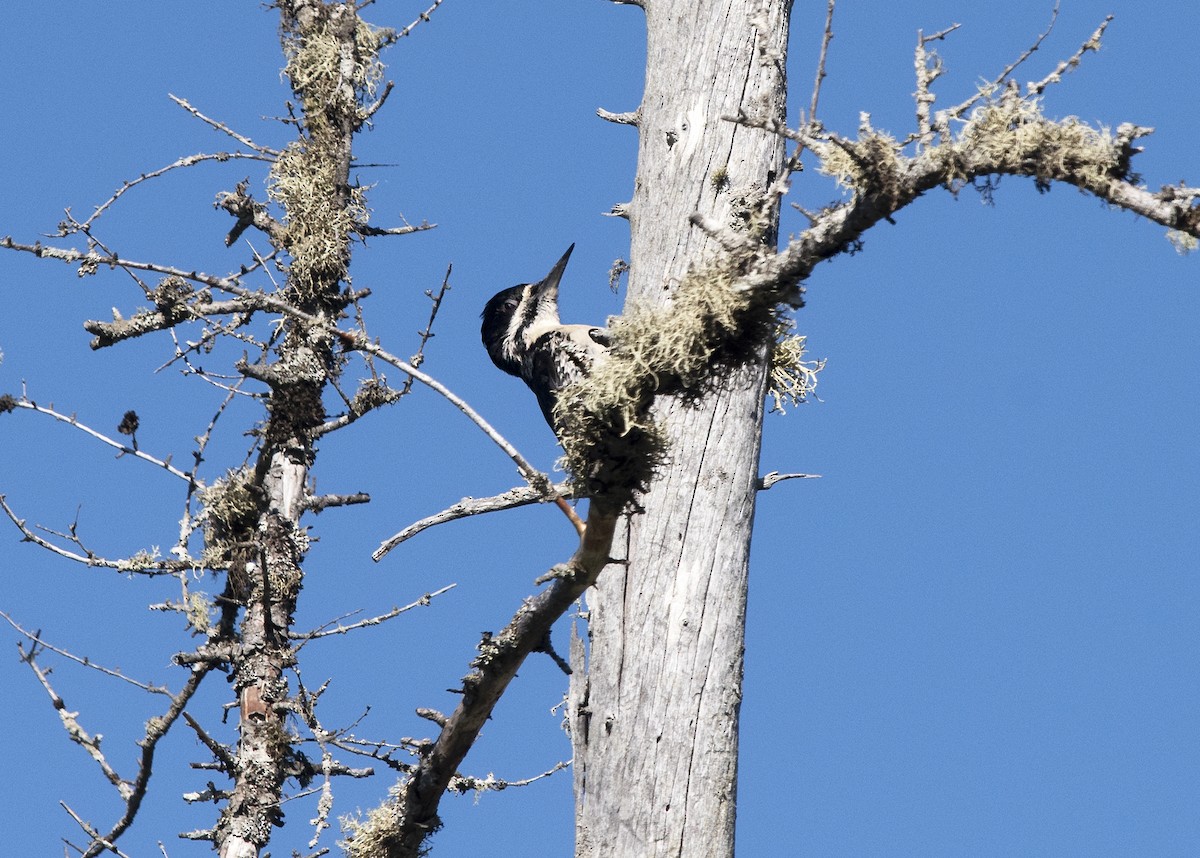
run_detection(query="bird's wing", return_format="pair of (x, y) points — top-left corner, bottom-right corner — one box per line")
(528, 326), (609, 428)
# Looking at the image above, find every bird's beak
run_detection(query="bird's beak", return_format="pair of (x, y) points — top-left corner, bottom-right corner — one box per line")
(536, 243), (575, 298)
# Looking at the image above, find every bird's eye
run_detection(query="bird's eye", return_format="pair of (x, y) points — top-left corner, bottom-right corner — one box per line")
(505, 299), (518, 311)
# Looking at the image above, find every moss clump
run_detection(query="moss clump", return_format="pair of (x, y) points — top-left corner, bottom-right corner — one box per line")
(767, 321), (824, 413)
(954, 94), (1129, 192)
(268, 140), (368, 305)
(198, 468), (262, 570)
(817, 122), (904, 203)
(554, 246), (780, 496)
(272, 8), (388, 307)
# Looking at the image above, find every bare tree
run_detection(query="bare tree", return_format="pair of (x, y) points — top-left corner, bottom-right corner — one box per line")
(1, 2), (1197, 857)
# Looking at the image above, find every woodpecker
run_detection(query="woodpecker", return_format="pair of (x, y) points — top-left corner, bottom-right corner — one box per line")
(481, 244), (610, 432)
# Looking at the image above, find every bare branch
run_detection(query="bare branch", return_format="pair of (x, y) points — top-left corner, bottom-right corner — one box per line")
(168, 94), (281, 156)
(291, 585), (457, 642)
(18, 643), (131, 798)
(71, 151), (274, 234)
(332, 735), (422, 773)
(81, 667), (211, 858)
(398, 264), (453, 398)
(305, 492), (372, 513)
(183, 712), (237, 773)
(361, 79), (396, 121)
(913, 23), (960, 143)
(1026, 14), (1113, 96)
(0, 611), (170, 694)
(596, 107), (640, 126)
(758, 471), (821, 490)
(85, 295), (263, 350)
(3, 396), (194, 483)
(0, 494), (187, 574)
(61, 802), (133, 858)
(345, 504), (622, 858)
(374, 481), (575, 561)
(808, 0), (837, 123)
(446, 759), (570, 795)
(0, 234), (248, 294)
(214, 179), (286, 247)
(326, 334), (561, 504)
(356, 219), (435, 237)
(395, 0), (447, 39)
(940, 2), (1061, 125)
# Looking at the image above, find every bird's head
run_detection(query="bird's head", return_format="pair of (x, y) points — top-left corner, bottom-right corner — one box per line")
(480, 244), (574, 376)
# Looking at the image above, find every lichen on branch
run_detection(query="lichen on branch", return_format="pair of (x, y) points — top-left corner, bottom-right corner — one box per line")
(554, 241), (784, 498)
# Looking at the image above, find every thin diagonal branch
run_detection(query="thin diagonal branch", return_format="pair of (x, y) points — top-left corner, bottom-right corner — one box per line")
(0, 494), (188, 574)
(1, 611), (170, 694)
(291, 584), (457, 643)
(941, 2), (1060, 123)
(808, 0), (836, 123)
(4, 396), (194, 482)
(1026, 14), (1112, 95)
(347, 503), (622, 858)
(80, 666), (211, 858)
(395, 0), (447, 39)
(19, 642), (130, 799)
(71, 151), (273, 234)
(168, 94), (281, 156)
(373, 481), (576, 561)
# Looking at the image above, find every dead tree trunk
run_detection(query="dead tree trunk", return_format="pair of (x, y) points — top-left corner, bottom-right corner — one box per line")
(571, 2), (791, 856)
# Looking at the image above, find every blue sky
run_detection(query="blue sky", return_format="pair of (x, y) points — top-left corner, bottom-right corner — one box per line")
(1, 2), (1197, 855)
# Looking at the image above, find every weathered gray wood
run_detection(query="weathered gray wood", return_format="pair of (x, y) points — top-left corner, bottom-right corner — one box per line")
(571, 2), (791, 856)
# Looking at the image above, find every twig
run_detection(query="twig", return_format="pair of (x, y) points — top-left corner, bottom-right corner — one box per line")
(913, 23), (961, 143)
(331, 735), (421, 773)
(757, 471), (820, 490)
(72, 151), (273, 234)
(183, 712), (237, 773)
(77, 665), (211, 858)
(395, 0), (446, 39)
(373, 481), (575, 561)
(305, 492), (372, 513)
(18, 643), (131, 798)
(400, 264), (453, 397)
(0, 234), (251, 294)
(6, 396), (194, 483)
(60, 802), (132, 858)
(168, 94), (281, 156)
(177, 382), (244, 562)
(446, 759), (570, 794)
(0, 494), (181, 574)
(291, 585), (456, 642)
(0, 611), (170, 694)
(808, 0), (837, 124)
(1026, 14), (1112, 95)
(941, 2), (1060, 123)
(356, 220), (435, 237)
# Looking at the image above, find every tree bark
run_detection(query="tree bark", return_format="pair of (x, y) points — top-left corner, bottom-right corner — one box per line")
(571, 2), (791, 856)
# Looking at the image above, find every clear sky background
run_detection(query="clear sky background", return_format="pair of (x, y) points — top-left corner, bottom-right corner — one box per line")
(1, 2), (1197, 856)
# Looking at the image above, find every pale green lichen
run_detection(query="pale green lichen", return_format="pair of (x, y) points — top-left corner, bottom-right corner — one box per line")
(341, 780), (437, 858)
(271, 11), (387, 304)
(554, 245), (779, 495)
(268, 140), (369, 303)
(953, 96), (1124, 193)
(118, 548), (162, 573)
(1167, 228), (1197, 255)
(198, 468), (261, 569)
(767, 321), (824, 413)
